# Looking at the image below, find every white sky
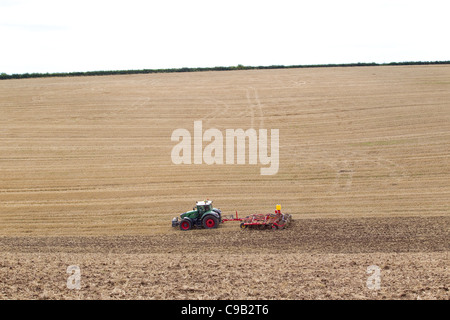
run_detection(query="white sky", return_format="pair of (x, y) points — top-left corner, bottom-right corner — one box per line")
(0, 0), (449, 74)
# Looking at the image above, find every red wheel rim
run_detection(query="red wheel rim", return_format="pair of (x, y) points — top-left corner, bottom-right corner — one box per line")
(181, 221), (190, 230)
(205, 218), (215, 228)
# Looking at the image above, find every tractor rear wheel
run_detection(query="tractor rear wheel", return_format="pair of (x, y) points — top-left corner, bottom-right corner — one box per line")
(179, 219), (192, 231)
(202, 215), (219, 229)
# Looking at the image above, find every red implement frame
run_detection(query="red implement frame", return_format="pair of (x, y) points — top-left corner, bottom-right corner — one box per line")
(222, 210), (291, 230)
(221, 211), (242, 222)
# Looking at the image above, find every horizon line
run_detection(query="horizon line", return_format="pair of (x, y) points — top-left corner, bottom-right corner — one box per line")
(1, 60), (450, 80)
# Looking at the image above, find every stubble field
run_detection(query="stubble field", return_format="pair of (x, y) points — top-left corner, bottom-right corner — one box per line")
(0, 65), (449, 299)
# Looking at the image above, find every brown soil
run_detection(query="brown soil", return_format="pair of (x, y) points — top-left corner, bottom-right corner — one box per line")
(0, 216), (448, 299)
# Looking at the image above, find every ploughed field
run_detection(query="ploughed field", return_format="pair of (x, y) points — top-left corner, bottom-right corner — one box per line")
(0, 65), (449, 299)
(0, 217), (448, 299)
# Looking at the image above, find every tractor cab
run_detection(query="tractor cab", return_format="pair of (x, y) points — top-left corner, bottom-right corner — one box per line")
(196, 200), (212, 215)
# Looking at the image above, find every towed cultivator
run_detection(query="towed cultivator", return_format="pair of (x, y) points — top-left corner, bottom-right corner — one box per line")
(221, 204), (292, 230)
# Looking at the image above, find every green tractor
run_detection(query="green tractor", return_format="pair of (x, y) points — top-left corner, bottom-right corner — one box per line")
(172, 200), (222, 231)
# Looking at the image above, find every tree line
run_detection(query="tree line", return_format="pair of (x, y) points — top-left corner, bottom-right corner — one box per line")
(1, 61), (449, 80)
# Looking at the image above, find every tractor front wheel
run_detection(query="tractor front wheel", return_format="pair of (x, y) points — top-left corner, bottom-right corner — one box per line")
(180, 219), (192, 231)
